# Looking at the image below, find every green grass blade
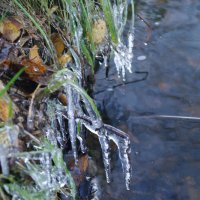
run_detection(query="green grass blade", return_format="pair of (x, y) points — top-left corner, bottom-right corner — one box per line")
(0, 67), (25, 98)
(100, 0), (118, 44)
(80, 40), (95, 73)
(79, 0), (96, 53)
(13, 0), (58, 68)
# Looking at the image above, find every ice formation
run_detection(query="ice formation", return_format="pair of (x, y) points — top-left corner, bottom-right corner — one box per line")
(0, 1), (134, 196)
(113, 2), (135, 80)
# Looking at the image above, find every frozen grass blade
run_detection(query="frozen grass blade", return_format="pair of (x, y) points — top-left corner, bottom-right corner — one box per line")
(81, 40), (95, 72)
(44, 77), (101, 118)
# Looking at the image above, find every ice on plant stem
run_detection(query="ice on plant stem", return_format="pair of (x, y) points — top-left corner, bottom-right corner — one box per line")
(0, 146), (9, 176)
(75, 115), (131, 189)
(108, 134), (131, 190)
(66, 85), (78, 163)
(45, 128), (58, 147)
(113, 35), (134, 81)
(0, 125), (19, 176)
(41, 153), (52, 187)
(77, 135), (87, 153)
(112, 1), (135, 81)
(57, 113), (67, 142)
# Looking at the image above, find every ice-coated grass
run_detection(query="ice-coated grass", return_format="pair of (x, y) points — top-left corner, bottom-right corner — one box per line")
(0, 0), (134, 198)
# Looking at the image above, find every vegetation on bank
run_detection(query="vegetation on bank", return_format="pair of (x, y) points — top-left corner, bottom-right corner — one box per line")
(0, 0), (134, 199)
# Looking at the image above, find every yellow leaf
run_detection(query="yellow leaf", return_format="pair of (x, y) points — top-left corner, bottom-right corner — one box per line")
(92, 19), (107, 44)
(51, 33), (65, 56)
(48, 6), (58, 16)
(0, 81), (10, 122)
(0, 17), (22, 42)
(29, 45), (43, 64)
(58, 53), (72, 66)
(0, 98), (9, 122)
(0, 22), (3, 33)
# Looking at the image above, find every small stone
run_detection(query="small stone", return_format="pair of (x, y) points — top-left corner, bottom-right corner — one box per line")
(137, 55), (147, 61)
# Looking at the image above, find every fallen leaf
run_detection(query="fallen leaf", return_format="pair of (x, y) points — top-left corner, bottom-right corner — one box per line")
(20, 45), (47, 81)
(21, 59), (46, 80)
(0, 81), (10, 122)
(78, 154), (88, 173)
(58, 53), (72, 66)
(68, 154), (89, 173)
(68, 154), (89, 187)
(92, 19), (107, 44)
(51, 33), (65, 56)
(0, 17), (23, 42)
(29, 45), (43, 64)
(48, 6), (58, 16)
(58, 93), (68, 106)
(0, 98), (9, 122)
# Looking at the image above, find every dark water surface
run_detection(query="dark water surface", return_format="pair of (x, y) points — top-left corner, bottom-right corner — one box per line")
(92, 0), (200, 199)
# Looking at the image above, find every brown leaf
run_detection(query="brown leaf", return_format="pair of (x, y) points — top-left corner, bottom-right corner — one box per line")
(58, 93), (68, 106)
(0, 17), (22, 42)
(68, 154), (89, 173)
(78, 154), (88, 173)
(67, 154), (89, 187)
(21, 59), (46, 80)
(51, 33), (65, 56)
(18, 45), (47, 81)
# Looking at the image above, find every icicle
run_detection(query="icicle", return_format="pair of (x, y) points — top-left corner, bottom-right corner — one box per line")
(82, 96), (97, 121)
(113, 40), (133, 81)
(109, 135), (131, 190)
(98, 129), (111, 183)
(45, 128), (57, 147)
(66, 85), (78, 164)
(77, 135), (87, 153)
(112, 0), (134, 81)
(6, 125), (19, 147)
(57, 114), (67, 142)
(113, 2), (128, 36)
(0, 146), (9, 176)
(76, 115), (131, 189)
(56, 130), (64, 149)
(43, 153), (52, 187)
(103, 54), (108, 68)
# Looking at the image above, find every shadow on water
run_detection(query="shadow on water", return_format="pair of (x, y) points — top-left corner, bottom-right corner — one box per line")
(92, 0), (200, 199)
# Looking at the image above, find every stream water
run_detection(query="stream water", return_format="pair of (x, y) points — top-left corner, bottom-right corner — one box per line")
(92, 0), (200, 199)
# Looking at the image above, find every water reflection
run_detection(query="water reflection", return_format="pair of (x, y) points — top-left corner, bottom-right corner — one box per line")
(93, 0), (200, 199)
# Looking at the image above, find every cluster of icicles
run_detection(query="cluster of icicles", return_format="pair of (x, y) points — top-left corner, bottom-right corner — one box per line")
(45, 69), (132, 190)
(113, 2), (135, 81)
(0, 2), (134, 196)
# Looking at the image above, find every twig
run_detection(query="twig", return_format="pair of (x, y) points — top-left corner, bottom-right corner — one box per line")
(27, 83), (41, 130)
(76, 114), (129, 139)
